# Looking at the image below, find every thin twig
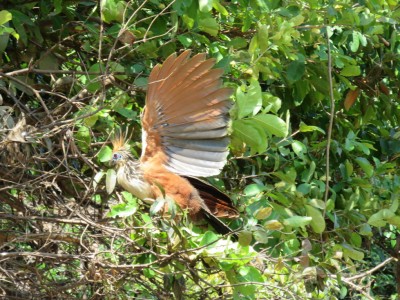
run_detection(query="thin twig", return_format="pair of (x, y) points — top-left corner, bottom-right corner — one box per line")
(323, 26), (335, 212)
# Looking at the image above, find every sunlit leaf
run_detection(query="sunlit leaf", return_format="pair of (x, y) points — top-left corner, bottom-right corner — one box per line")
(236, 79), (262, 119)
(340, 65), (361, 76)
(93, 171), (105, 190)
(252, 114), (288, 137)
(305, 205), (326, 233)
(299, 122), (325, 134)
(283, 216), (312, 228)
(0, 10), (12, 26)
(199, 0), (213, 12)
(264, 220), (284, 230)
(255, 207), (272, 220)
(232, 119), (267, 154)
(244, 183), (266, 196)
(198, 17), (219, 36)
(106, 168), (117, 194)
(98, 146), (112, 162)
(108, 198), (137, 218)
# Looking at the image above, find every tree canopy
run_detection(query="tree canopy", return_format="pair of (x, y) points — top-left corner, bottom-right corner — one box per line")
(0, 0), (399, 299)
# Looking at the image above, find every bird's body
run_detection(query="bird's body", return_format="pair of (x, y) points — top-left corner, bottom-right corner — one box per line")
(111, 50), (238, 234)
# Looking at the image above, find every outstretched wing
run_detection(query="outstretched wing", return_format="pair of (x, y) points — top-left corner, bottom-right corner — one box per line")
(141, 50), (232, 177)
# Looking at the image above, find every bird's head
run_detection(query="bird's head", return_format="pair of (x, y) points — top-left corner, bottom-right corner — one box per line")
(110, 132), (132, 167)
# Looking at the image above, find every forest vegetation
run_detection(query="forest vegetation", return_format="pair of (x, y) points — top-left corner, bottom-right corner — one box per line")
(0, 0), (399, 299)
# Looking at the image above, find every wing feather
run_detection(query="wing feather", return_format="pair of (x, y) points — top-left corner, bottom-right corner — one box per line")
(141, 51), (232, 177)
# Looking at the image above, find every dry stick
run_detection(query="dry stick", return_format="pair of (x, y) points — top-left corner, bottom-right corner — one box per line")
(340, 278), (374, 300)
(0, 72), (54, 122)
(4, 68), (126, 76)
(323, 27), (335, 212)
(0, 213), (88, 225)
(345, 257), (395, 281)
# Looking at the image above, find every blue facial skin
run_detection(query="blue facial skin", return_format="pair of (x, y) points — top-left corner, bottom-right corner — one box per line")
(112, 153), (123, 161)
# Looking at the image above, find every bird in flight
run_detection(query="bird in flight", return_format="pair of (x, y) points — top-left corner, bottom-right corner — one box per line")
(110, 50), (238, 235)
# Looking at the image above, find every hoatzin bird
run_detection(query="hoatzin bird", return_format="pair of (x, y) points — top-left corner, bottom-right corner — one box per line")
(111, 50), (238, 235)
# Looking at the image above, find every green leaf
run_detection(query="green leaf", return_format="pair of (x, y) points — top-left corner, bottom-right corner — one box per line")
(236, 79), (262, 119)
(150, 197), (166, 215)
(198, 17), (219, 36)
(229, 37), (248, 49)
(262, 92), (281, 113)
(199, 0), (213, 12)
(359, 223), (372, 237)
(253, 228), (269, 243)
(98, 146), (112, 162)
(0, 10), (12, 26)
(108, 198), (138, 218)
(238, 231), (253, 246)
(212, 0), (228, 15)
(368, 210), (386, 227)
(9, 10), (30, 44)
(305, 205), (326, 233)
(355, 157), (374, 178)
(390, 198), (399, 212)
(109, 62), (127, 80)
(292, 140), (307, 159)
(342, 243), (364, 261)
(299, 122), (325, 134)
(340, 65), (361, 77)
(301, 161), (316, 183)
(75, 126), (91, 153)
(115, 107), (137, 120)
(54, 0), (63, 14)
(283, 216), (312, 228)
(264, 220), (284, 230)
(287, 60), (305, 83)
(387, 215), (400, 227)
(93, 171), (105, 190)
(257, 24), (269, 52)
(106, 168), (117, 194)
(83, 112), (99, 127)
(86, 63), (103, 93)
(200, 231), (219, 247)
(252, 114), (288, 137)
(350, 232), (362, 247)
(255, 207), (272, 220)
(227, 266), (264, 297)
(244, 183), (266, 196)
(177, 34), (193, 47)
(350, 31), (360, 52)
(101, 0), (125, 23)
(232, 119), (267, 154)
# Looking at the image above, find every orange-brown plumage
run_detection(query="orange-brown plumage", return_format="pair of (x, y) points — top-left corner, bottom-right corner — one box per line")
(111, 50), (238, 235)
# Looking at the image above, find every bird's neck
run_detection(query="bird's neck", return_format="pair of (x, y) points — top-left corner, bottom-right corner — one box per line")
(116, 160), (153, 200)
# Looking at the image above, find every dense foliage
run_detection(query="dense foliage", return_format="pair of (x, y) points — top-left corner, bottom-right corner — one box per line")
(0, 0), (399, 299)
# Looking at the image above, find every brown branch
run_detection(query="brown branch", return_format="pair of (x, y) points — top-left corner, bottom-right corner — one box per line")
(0, 72), (54, 122)
(0, 251), (90, 260)
(0, 213), (89, 225)
(3, 68), (127, 77)
(346, 257), (395, 281)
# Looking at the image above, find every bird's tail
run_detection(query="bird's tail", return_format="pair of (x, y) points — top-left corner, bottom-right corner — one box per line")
(201, 208), (237, 240)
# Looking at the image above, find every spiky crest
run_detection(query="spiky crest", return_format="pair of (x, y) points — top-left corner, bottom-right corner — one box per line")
(111, 128), (131, 154)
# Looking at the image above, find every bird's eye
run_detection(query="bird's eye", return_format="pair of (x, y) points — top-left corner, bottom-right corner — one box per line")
(112, 153), (123, 161)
